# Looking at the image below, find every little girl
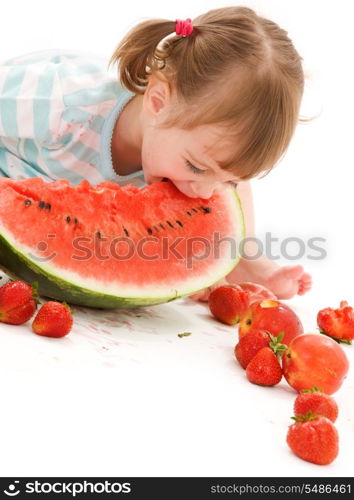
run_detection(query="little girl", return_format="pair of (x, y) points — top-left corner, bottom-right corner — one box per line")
(0, 6), (312, 300)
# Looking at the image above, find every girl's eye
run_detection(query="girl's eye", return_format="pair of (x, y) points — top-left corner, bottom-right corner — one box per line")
(185, 159), (205, 175)
(228, 181), (238, 188)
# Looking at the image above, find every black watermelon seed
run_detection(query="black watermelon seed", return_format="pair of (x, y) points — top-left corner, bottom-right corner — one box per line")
(39, 200), (45, 208)
(200, 206), (212, 213)
(123, 228), (129, 237)
(159, 223), (165, 230)
(66, 216), (71, 223)
(161, 177), (169, 182)
(192, 208), (198, 213)
(147, 228), (153, 235)
(186, 211), (192, 216)
(153, 225), (159, 232)
(24, 199), (31, 206)
(166, 221), (174, 228)
(96, 231), (101, 239)
(74, 218), (78, 224)
(176, 220), (183, 227)
(45, 203), (51, 210)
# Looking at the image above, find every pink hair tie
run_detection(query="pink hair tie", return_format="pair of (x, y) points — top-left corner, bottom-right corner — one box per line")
(175, 18), (194, 37)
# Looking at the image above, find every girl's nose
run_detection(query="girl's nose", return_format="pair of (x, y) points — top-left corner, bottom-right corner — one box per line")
(190, 182), (225, 199)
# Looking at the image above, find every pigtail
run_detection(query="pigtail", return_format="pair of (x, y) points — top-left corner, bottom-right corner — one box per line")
(108, 19), (182, 93)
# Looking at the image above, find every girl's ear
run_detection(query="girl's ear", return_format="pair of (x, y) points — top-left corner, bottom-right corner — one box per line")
(143, 72), (172, 118)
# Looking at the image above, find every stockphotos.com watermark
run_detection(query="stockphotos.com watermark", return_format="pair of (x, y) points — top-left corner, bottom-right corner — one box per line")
(28, 231), (327, 269)
(3, 480), (131, 497)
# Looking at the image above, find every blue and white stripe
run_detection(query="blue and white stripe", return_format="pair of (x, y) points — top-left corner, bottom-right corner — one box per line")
(0, 49), (146, 188)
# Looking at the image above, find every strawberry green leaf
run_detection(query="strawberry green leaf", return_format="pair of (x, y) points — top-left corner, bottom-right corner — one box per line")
(31, 281), (41, 303)
(291, 410), (319, 422)
(62, 301), (74, 315)
(276, 331), (285, 342)
(339, 339), (352, 345)
(177, 331), (192, 338)
(268, 331), (288, 358)
(319, 328), (351, 344)
(302, 386), (323, 393)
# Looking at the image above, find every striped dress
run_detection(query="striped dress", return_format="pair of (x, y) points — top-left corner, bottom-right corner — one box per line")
(0, 49), (146, 188)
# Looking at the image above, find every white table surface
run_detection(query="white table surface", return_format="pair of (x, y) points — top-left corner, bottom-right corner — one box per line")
(0, 267), (353, 478)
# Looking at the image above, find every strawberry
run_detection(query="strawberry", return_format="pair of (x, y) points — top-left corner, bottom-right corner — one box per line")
(246, 347), (283, 386)
(245, 332), (286, 386)
(208, 285), (249, 325)
(317, 300), (354, 344)
(286, 411), (339, 465)
(294, 387), (338, 423)
(0, 280), (38, 325)
(235, 330), (271, 369)
(32, 301), (73, 338)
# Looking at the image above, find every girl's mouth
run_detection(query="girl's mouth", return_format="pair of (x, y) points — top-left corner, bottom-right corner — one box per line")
(147, 177), (202, 199)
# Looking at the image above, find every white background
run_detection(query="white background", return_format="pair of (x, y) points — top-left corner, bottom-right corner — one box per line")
(0, 0), (353, 478)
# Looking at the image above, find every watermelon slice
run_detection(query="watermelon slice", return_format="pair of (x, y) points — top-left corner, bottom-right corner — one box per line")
(0, 177), (244, 308)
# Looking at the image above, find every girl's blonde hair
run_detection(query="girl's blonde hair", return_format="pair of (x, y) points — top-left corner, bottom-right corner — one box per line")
(108, 6), (315, 180)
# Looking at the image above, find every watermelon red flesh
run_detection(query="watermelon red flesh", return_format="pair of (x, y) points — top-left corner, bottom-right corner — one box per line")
(0, 177), (244, 308)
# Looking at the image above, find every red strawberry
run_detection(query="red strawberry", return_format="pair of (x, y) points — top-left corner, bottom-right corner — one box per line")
(235, 330), (271, 369)
(294, 387), (338, 423)
(245, 332), (287, 385)
(317, 300), (354, 344)
(246, 336), (286, 386)
(209, 285), (249, 325)
(246, 347), (283, 386)
(32, 301), (73, 338)
(0, 280), (38, 325)
(287, 412), (339, 465)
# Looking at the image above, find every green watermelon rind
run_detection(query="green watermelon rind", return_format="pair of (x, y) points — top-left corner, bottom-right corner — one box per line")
(0, 235), (177, 308)
(0, 189), (245, 309)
